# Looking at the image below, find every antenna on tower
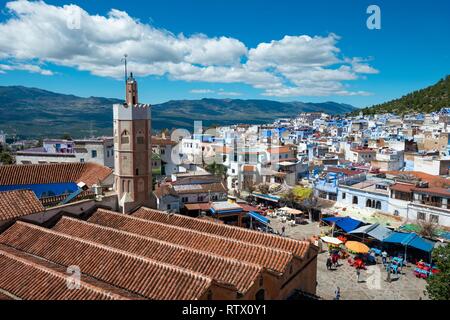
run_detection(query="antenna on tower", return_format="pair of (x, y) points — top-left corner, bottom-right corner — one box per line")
(121, 54), (128, 83)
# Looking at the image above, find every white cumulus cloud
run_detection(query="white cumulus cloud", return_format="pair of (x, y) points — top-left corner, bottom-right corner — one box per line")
(0, 1), (379, 97)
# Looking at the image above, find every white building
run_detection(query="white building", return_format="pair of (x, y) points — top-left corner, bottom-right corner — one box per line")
(414, 156), (450, 176)
(16, 138), (114, 168)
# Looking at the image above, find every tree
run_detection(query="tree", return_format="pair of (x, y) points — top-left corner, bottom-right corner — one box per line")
(282, 189), (297, 207)
(205, 161), (227, 180)
(258, 183), (270, 194)
(418, 220), (438, 238)
(61, 133), (72, 140)
(426, 244), (450, 300)
(0, 151), (13, 164)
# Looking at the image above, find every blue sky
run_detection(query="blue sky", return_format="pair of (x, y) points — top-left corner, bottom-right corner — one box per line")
(0, 0), (448, 107)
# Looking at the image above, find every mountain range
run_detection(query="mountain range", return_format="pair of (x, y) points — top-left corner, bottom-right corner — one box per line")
(0, 86), (356, 138)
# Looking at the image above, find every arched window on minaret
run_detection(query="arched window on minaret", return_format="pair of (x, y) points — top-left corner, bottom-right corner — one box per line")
(121, 130), (130, 144)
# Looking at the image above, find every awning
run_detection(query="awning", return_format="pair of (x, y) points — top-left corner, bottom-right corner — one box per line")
(279, 206), (303, 215)
(349, 223), (393, 241)
(238, 203), (263, 213)
(252, 193), (280, 203)
(383, 232), (435, 253)
(247, 211), (270, 225)
(322, 216), (364, 232)
(349, 224), (373, 235)
(345, 241), (370, 254)
(320, 236), (343, 245)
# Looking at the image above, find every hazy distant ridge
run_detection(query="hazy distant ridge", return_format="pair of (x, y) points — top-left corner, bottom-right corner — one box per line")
(0, 86), (356, 138)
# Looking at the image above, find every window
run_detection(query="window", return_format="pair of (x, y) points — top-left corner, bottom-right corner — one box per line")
(352, 196), (358, 205)
(430, 214), (439, 224)
(342, 193), (346, 200)
(121, 130), (130, 144)
(375, 201), (381, 210)
(182, 197), (188, 203)
(80, 158), (85, 163)
(91, 150), (97, 158)
(394, 210), (399, 216)
(198, 196), (204, 202)
(366, 199), (372, 208)
(417, 212), (426, 221)
(137, 136), (145, 144)
(167, 204), (171, 210)
(136, 168), (139, 175)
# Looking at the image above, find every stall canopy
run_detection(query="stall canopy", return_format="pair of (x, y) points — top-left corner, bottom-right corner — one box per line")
(322, 216), (364, 233)
(252, 193), (280, 203)
(383, 232), (435, 253)
(349, 223), (393, 241)
(320, 236), (343, 245)
(345, 241), (370, 254)
(247, 211), (270, 225)
(279, 206), (303, 215)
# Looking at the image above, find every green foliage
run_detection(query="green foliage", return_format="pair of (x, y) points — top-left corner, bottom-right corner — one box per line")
(426, 244), (450, 300)
(61, 133), (72, 140)
(0, 151), (13, 164)
(205, 161), (227, 180)
(282, 186), (313, 207)
(258, 184), (270, 194)
(353, 75), (449, 116)
(292, 186), (313, 200)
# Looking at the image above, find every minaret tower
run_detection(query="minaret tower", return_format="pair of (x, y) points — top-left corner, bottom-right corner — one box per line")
(113, 62), (152, 213)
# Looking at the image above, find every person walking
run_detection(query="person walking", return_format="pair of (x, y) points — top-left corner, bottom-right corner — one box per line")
(326, 257), (332, 270)
(382, 250), (388, 265)
(281, 225), (286, 237)
(334, 287), (341, 300)
(356, 268), (361, 283)
(386, 264), (392, 283)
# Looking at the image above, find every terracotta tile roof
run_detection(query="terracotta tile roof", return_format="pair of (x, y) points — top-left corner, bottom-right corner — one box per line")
(326, 167), (364, 176)
(0, 190), (44, 222)
(243, 165), (256, 172)
(385, 171), (450, 188)
(351, 148), (376, 154)
(90, 208), (293, 274)
(389, 183), (414, 193)
(184, 203), (212, 211)
(151, 137), (176, 146)
(0, 163), (112, 187)
(53, 216), (262, 294)
(172, 182), (227, 195)
(0, 222), (213, 300)
(214, 146), (233, 154)
(0, 244), (133, 300)
(412, 187), (450, 197)
(133, 207), (311, 260)
(268, 146), (292, 154)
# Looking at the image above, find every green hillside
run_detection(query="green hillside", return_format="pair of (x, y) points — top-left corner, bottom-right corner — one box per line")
(356, 75), (449, 115)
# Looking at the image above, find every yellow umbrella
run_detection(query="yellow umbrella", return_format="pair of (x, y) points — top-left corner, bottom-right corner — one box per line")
(345, 241), (370, 254)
